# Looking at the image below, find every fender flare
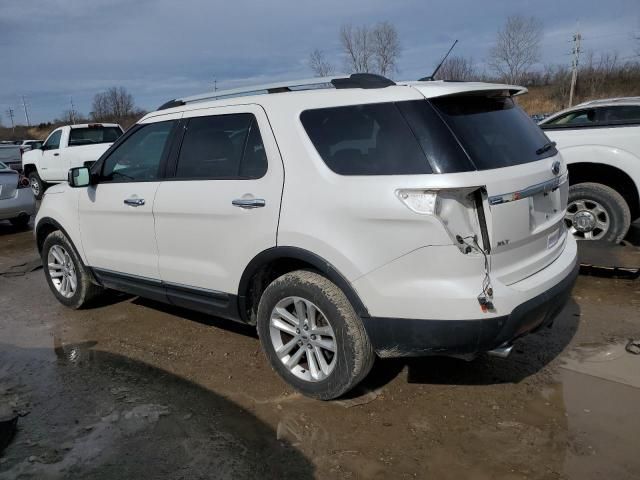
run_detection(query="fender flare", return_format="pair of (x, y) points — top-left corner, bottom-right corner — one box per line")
(237, 246), (370, 323)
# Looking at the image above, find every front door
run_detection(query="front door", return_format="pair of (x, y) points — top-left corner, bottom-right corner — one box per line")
(153, 105), (284, 300)
(78, 116), (180, 280)
(40, 129), (65, 181)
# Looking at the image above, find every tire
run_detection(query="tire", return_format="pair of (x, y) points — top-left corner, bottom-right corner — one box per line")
(28, 171), (46, 200)
(42, 230), (103, 309)
(256, 270), (375, 400)
(565, 183), (631, 243)
(9, 215), (30, 228)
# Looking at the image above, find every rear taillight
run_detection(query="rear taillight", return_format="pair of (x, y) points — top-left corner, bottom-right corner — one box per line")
(17, 175), (30, 189)
(396, 187), (487, 254)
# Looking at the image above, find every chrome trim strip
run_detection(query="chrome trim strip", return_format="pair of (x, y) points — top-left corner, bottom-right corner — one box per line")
(489, 172), (568, 205)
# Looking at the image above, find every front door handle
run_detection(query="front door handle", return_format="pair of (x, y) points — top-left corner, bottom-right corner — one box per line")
(124, 197), (145, 207)
(232, 198), (266, 209)
(53, 153), (59, 156)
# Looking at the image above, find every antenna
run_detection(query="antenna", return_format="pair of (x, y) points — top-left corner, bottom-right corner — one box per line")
(420, 39), (458, 81)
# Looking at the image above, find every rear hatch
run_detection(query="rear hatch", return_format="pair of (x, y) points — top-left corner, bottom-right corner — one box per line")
(410, 89), (568, 285)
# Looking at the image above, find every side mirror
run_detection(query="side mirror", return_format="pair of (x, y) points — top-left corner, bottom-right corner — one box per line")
(68, 167), (91, 187)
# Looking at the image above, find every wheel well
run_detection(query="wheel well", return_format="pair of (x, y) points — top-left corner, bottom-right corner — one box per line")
(242, 257), (320, 325)
(23, 164), (37, 177)
(36, 222), (58, 254)
(568, 163), (640, 219)
(238, 248), (370, 325)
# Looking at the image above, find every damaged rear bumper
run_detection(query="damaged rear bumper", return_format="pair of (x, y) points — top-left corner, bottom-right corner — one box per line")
(362, 262), (579, 358)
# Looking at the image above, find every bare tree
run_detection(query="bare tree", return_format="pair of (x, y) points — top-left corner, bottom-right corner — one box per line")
(489, 15), (543, 84)
(340, 24), (375, 73)
(91, 86), (136, 122)
(371, 22), (401, 76)
(434, 56), (476, 81)
(309, 49), (335, 77)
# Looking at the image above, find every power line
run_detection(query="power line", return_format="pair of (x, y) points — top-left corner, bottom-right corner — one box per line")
(569, 26), (582, 108)
(5, 108), (15, 133)
(21, 95), (31, 127)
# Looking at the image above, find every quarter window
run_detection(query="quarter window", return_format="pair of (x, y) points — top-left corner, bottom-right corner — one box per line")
(175, 113), (267, 179)
(101, 121), (175, 182)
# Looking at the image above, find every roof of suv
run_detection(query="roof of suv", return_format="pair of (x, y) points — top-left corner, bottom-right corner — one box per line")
(143, 75), (527, 122)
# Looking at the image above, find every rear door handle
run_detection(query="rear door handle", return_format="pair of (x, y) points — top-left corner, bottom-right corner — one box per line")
(232, 198), (265, 209)
(124, 197), (145, 207)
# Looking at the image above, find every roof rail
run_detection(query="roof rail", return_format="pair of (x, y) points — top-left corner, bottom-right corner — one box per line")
(157, 73), (396, 110)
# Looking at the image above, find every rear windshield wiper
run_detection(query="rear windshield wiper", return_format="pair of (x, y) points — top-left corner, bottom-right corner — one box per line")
(536, 141), (556, 155)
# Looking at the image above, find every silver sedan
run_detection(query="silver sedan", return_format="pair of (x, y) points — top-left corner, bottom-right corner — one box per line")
(0, 161), (35, 227)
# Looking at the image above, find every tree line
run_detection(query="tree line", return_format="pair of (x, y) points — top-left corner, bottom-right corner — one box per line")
(308, 16), (640, 112)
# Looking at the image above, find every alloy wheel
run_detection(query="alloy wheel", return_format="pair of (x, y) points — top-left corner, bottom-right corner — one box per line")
(269, 296), (337, 382)
(48, 245), (77, 298)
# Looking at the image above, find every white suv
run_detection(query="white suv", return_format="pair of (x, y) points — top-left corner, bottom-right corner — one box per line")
(36, 74), (578, 399)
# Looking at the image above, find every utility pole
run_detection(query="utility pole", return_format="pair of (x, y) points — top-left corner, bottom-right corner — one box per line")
(568, 27), (581, 107)
(21, 95), (31, 127)
(69, 96), (77, 124)
(5, 108), (15, 134)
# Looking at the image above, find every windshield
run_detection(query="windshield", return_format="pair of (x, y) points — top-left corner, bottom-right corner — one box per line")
(69, 126), (122, 147)
(431, 95), (557, 170)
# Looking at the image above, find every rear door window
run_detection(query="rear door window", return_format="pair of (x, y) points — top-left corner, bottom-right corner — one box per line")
(174, 113), (267, 179)
(598, 106), (640, 124)
(431, 95), (556, 170)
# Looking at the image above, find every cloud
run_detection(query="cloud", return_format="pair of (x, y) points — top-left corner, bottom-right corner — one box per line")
(1, 0), (638, 123)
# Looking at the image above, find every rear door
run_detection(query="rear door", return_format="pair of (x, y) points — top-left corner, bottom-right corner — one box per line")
(78, 114), (180, 283)
(153, 104), (283, 308)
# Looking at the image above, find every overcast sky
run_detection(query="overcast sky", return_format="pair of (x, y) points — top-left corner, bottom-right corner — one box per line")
(1, 0), (638, 124)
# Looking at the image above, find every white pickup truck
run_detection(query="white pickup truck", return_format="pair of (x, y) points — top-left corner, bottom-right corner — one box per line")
(540, 98), (640, 243)
(22, 123), (123, 199)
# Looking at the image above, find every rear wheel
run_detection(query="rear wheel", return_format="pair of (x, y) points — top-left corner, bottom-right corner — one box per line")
(565, 183), (631, 243)
(42, 231), (103, 309)
(28, 171), (46, 200)
(257, 270), (375, 400)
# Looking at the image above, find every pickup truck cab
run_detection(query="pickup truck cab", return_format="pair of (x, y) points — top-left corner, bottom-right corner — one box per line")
(22, 123), (123, 199)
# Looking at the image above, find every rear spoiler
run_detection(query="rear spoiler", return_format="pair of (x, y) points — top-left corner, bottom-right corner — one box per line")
(400, 81), (528, 99)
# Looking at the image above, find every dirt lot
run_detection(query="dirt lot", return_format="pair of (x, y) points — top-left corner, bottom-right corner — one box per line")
(1, 222), (639, 479)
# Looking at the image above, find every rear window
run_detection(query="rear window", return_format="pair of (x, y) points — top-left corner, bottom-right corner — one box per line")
(431, 95), (556, 170)
(69, 126), (122, 146)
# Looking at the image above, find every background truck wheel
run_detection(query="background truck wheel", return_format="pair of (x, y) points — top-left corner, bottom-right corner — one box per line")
(42, 230), (103, 309)
(9, 215), (30, 228)
(28, 172), (47, 200)
(257, 270), (375, 400)
(565, 182), (631, 243)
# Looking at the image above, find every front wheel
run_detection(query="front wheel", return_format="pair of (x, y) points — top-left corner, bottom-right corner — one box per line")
(257, 270), (375, 400)
(28, 171), (46, 200)
(9, 215), (30, 228)
(42, 231), (103, 309)
(565, 183), (631, 243)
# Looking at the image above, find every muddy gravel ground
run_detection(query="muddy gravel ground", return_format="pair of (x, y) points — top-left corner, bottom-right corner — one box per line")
(0, 222), (639, 479)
